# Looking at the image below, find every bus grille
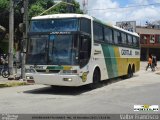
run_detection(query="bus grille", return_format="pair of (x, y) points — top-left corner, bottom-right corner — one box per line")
(36, 70), (60, 73)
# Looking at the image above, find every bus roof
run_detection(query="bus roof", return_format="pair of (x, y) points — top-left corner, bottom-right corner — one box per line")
(32, 13), (93, 20)
(93, 17), (139, 37)
(32, 14), (139, 37)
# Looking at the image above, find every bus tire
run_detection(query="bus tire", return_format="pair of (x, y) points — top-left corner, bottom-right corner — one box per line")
(131, 64), (135, 76)
(123, 65), (132, 79)
(90, 68), (101, 89)
(128, 65), (133, 78)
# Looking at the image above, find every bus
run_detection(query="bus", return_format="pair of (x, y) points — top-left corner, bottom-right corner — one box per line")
(25, 14), (140, 87)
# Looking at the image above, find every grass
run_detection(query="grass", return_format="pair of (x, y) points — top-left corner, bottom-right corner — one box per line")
(0, 81), (28, 88)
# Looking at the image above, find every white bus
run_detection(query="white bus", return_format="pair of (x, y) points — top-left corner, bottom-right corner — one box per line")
(26, 14), (140, 87)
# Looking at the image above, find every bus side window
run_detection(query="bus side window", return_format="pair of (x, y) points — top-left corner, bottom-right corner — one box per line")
(93, 22), (103, 42)
(127, 34), (133, 46)
(117, 32), (121, 44)
(113, 30), (122, 44)
(113, 30), (119, 44)
(79, 35), (91, 68)
(121, 32), (127, 45)
(104, 27), (113, 43)
(133, 36), (139, 47)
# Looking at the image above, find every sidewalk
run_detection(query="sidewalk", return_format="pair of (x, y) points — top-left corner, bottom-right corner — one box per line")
(141, 61), (160, 74)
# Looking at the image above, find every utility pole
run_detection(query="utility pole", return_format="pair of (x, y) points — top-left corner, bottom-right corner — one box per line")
(8, 0), (14, 77)
(82, 0), (88, 14)
(21, 0), (28, 80)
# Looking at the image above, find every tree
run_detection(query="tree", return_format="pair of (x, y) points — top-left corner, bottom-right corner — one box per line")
(0, 0), (82, 32)
(0, 0), (83, 50)
(29, 0), (54, 18)
(0, 0), (9, 32)
(46, 0), (83, 15)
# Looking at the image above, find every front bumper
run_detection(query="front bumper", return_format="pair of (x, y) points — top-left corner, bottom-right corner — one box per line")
(26, 73), (84, 87)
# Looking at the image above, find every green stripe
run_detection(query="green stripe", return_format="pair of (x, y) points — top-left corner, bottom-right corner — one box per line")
(101, 44), (118, 78)
(46, 66), (63, 70)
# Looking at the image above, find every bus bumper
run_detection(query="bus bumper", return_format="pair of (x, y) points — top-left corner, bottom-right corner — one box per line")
(26, 73), (84, 87)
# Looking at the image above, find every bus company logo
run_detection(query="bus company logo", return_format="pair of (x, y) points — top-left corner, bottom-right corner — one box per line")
(134, 105), (159, 111)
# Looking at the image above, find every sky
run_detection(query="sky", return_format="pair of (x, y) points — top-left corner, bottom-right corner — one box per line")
(76, 0), (160, 26)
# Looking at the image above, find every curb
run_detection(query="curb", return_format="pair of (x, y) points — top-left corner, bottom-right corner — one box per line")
(156, 72), (160, 75)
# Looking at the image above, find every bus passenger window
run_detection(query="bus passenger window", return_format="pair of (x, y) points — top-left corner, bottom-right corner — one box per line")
(104, 27), (113, 43)
(127, 35), (133, 45)
(93, 22), (103, 41)
(113, 30), (119, 44)
(117, 31), (121, 44)
(114, 30), (121, 44)
(121, 33), (127, 44)
(133, 37), (139, 47)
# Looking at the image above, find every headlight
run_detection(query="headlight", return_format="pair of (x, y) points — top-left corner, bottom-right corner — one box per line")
(26, 76), (34, 80)
(63, 78), (72, 82)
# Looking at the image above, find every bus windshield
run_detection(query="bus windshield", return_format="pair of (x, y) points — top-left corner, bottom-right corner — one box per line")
(30, 19), (79, 32)
(26, 34), (78, 65)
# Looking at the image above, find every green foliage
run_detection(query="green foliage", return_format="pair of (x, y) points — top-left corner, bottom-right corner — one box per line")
(47, 0), (83, 15)
(29, 4), (45, 18)
(29, 0), (54, 18)
(0, 0), (83, 42)
(0, 0), (9, 12)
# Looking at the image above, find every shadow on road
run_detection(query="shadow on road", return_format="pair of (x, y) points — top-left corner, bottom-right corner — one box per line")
(24, 85), (94, 96)
(23, 75), (138, 96)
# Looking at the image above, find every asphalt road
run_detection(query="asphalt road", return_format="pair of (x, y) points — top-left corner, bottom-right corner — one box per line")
(0, 62), (160, 114)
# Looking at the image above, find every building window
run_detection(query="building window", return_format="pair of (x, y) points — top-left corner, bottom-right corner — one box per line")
(140, 35), (147, 44)
(157, 35), (160, 43)
(150, 35), (155, 44)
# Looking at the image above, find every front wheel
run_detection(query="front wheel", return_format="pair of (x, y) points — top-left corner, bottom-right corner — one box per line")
(2, 69), (10, 78)
(89, 68), (101, 89)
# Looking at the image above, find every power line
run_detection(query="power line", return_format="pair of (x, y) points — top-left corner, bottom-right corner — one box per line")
(87, 2), (160, 11)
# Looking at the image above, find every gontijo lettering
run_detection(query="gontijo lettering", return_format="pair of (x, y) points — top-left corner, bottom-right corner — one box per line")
(121, 49), (132, 55)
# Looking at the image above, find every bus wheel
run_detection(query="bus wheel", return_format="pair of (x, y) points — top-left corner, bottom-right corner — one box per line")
(90, 68), (101, 89)
(127, 65), (133, 78)
(123, 65), (132, 79)
(131, 65), (135, 76)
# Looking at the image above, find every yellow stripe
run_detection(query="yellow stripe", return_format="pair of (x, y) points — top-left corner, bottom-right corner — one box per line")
(63, 66), (72, 70)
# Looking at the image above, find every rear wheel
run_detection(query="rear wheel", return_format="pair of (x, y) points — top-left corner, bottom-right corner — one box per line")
(123, 65), (133, 79)
(128, 65), (134, 78)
